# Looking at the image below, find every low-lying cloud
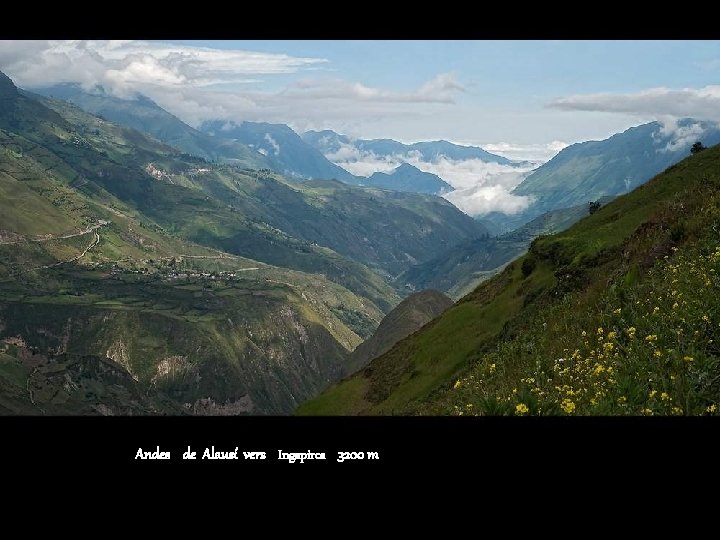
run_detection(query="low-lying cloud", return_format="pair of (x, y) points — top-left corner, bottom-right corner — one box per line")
(329, 144), (537, 216)
(481, 141), (568, 162)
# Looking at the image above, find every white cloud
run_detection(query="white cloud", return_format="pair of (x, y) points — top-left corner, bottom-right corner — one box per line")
(327, 145), (536, 216)
(481, 141), (568, 162)
(286, 72), (464, 104)
(0, 41), (464, 129)
(444, 183), (533, 216)
(652, 119), (707, 153)
(325, 143), (363, 163)
(264, 133), (281, 155)
(548, 85), (720, 122)
(0, 40), (326, 94)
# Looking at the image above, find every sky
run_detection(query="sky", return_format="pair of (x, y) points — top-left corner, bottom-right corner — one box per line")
(2, 40), (720, 161)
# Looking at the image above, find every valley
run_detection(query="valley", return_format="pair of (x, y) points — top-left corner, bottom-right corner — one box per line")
(2, 39), (719, 418)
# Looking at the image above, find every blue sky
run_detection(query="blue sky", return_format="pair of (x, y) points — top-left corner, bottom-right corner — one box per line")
(2, 40), (720, 159)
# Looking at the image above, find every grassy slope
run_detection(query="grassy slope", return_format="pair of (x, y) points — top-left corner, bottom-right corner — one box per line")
(27, 87), (269, 169)
(300, 145), (720, 415)
(399, 200), (601, 299)
(342, 290), (453, 377)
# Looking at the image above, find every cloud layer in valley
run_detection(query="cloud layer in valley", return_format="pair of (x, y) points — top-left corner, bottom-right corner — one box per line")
(327, 143), (537, 216)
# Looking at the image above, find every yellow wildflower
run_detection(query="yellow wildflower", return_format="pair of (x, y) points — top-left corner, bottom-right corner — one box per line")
(683, 356), (694, 363)
(627, 327), (636, 338)
(645, 334), (657, 342)
(649, 389), (657, 399)
(489, 363), (496, 373)
(561, 399), (576, 414)
(613, 308), (622, 315)
(654, 350), (663, 358)
(660, 392), (671, 401)
(707, 404), (717, 413)
(607, 331), (617, 340)
(597, 327), (604, 335)
(642, 408), (653, 416)
(671, 407), (684, 415)
(515, 403), (529, 415)
(453, 380), (462, 389)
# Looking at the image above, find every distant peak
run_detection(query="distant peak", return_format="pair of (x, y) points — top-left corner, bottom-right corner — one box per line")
(395, 163), (418, 172)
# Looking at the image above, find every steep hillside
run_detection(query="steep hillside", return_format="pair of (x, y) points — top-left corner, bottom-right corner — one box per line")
(301, 143), (720, 415)
(400, 200), (607, 298)
(365, 163), (452, 195)
(201, 120), (358, 183)
(341, 290), (452, 378)
(30, 84), (268, 168)
(30, 92), (484, 285)
(514, 120), (720, 218)
(0, 344), (183, 415)
(0, 72), (397, 413)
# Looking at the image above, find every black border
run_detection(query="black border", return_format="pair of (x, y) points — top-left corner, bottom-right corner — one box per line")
(1, 6), (718, 39)
(1, 416), (713, 468)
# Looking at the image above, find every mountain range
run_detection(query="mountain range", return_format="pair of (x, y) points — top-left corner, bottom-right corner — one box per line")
(0, 71), (486, 414)
(31, 83), (268, 169)
(200, 119), (358, 183)
(302, 129), (517, 165)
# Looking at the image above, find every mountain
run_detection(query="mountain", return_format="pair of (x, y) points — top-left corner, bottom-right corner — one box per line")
(0, 73), (397, 414)
(200, 120), (359, 183)
(364, 163), (452, 195)
(0, 71), (492, 414)
(303, 129), (515, 165)
(513, 119), (720, 218)
(341, 290), (452, 378)
(300, 142), (720, 415)
(30, 84), (268, 168)
(399, 199), (612, 298)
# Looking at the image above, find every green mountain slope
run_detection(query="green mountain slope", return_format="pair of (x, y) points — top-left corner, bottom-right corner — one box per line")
(30, 84), (268, 168)
(399, 200), (608, 299)
(0, 72), (398, 413)
(26, 92), (485, 290)
(342, 290), (451, 378)
(201, 120), (359, 183)
(514, 120), (720, 218)
(301, 144), (720, 415)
